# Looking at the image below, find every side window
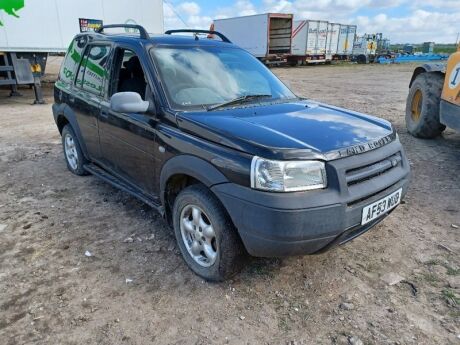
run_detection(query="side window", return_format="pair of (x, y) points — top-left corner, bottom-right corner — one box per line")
(111, 48), (147, 100)
(75, 45), (111, 96)
(59, 36), (88, 85)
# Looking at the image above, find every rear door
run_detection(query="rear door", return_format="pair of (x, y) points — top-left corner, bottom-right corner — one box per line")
(71, 43), (112, 161)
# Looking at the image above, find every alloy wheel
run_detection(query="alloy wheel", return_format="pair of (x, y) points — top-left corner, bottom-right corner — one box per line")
(180, 204), (218, 267)
(64, 133), (78, 170)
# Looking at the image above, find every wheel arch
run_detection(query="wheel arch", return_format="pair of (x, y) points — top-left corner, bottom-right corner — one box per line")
(52, 104), (90, 160)
(160, 155), (229, 224)
(409, 64), (445, 88)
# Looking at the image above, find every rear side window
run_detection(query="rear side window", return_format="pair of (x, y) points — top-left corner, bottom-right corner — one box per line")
(75, 45), (111, 96)
(59, 36), (88, 85)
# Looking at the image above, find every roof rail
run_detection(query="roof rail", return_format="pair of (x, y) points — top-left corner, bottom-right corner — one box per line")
(96, 24), (150, 40)
(164, 29), (232, 43)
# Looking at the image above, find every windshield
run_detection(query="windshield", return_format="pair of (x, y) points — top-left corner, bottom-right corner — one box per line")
(150, 46), (296, 110)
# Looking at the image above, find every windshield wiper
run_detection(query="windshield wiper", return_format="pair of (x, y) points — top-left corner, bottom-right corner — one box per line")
(207, 94), (272, 111)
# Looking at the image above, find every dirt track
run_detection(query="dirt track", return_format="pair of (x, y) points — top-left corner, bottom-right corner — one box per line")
(1, 63), (459, 345)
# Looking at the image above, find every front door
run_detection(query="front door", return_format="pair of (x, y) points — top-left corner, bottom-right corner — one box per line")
(98, 47), (159, 196)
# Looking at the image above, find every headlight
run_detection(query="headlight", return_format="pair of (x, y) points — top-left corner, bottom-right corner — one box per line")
(250, 156), (327, 192)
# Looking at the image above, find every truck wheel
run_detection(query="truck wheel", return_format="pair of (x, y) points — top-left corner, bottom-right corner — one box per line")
(173, 184), (246, 281)
(405, 72), (446, 138)
(61, 124), (88, 176)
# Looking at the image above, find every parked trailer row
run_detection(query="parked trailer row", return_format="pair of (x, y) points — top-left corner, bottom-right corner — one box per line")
(212, 14), (357, 65)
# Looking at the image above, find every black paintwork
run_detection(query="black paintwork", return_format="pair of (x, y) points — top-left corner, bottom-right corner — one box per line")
(52, 31), (410, 256)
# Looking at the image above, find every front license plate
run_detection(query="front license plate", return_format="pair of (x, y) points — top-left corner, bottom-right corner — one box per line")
(361, 188), (402, 225)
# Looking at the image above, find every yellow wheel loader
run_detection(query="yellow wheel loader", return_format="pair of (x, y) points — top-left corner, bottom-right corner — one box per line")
(406, 44), (460, 138)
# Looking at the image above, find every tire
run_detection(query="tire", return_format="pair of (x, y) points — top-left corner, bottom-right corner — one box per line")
(357, 54), (368, 64)
(61, 124), (88, 176)
(405, 72), (446, 138)
(172, 184), (246, 281)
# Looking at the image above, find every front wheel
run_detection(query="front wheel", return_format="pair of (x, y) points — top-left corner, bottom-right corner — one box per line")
(405, 72), (446, 138)
(173, 184), (246, 281)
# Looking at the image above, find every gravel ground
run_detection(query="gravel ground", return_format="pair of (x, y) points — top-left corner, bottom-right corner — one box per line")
(0, 62), (459, 345)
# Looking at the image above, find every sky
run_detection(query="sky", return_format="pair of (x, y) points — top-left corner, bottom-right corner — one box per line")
(163, 0), (460, 44)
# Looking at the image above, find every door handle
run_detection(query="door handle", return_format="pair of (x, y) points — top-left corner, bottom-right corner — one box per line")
(68, 95), (75, 103)
(100, 110), (109, 119)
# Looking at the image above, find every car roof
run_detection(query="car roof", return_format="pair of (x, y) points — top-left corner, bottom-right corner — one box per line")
(79, 32), (236, 48)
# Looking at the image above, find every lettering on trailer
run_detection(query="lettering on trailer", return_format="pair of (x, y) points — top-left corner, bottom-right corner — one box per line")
(0, 0), (24, 26)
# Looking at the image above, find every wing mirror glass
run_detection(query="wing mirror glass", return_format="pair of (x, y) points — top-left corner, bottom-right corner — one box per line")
(110, 92), (149, 113)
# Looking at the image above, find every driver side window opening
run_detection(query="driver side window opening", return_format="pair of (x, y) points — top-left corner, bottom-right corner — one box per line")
(111, 48), (147, 100)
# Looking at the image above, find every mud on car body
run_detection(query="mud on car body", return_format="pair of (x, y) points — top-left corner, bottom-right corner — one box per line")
(52, 25), (410, 281)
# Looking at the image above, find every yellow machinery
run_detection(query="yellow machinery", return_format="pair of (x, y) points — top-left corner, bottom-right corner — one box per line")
(406, 44), (460, 138)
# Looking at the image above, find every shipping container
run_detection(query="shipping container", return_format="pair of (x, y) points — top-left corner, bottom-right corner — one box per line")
(212, 13), (293, 61)
(0, 0), (164, 52)
(336, 24), (356, 57)
(326, 23), (340, 59)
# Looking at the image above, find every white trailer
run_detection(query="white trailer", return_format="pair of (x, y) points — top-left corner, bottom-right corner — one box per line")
(0, 0), (164, 52)
(326, 23), (340, 61)
(336, 24), (356, 59)
(212, 13), (293, 63)
(289, 20), (328, 65)
(315, 21), (328, 56)
(0, 0), (163, 102)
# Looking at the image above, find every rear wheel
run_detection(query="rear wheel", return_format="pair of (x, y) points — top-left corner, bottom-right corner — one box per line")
(172, 184), (246, 281)
(61, 125), (88, 175)
(405, 72), (446, 138)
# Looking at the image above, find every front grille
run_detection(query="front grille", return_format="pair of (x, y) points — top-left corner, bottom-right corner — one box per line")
(346, 152), (402, 187)
(347, 181), (400, 207)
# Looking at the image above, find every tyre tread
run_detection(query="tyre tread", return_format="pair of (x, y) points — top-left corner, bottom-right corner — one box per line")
(405, 72), (446, 138)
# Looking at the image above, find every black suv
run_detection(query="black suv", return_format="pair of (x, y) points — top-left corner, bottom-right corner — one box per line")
(53, 25), (410, 281)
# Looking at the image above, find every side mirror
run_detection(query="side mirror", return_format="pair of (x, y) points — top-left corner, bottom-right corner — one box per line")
(110, 92), (149, 113)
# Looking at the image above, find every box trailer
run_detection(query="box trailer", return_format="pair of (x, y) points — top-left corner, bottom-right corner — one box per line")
(326, 23), (340, 61)
(212, 13), (293, 63)
(0, 0), (164, 52)
(0, 0), (163, 102)
(336, 24), (356, 59)
(289, 20), (328, 65)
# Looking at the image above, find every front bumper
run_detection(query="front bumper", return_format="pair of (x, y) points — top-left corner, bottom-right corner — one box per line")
(212, 139), (411, 257)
